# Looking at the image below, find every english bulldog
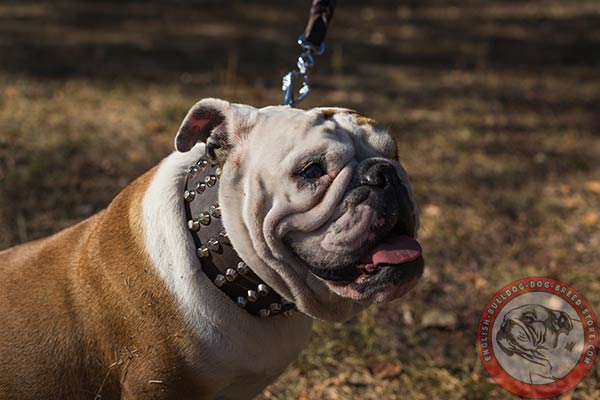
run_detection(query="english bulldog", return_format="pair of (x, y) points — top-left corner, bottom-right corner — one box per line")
(496, 304), (577, 384)
(0, 98), (423, 399)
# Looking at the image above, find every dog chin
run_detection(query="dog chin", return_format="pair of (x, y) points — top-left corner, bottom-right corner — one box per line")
(322, 256), (424, 302)
(296, 234), (424, 303)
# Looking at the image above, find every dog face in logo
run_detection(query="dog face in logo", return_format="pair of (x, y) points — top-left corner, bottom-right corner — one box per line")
(496, 304), (574, 378)
(175, 99), (423, 321)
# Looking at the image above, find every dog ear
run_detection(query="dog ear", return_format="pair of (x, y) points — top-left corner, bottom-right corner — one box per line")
(175, 98), (257, 164)
(553, 310), (573, 333)
(174, 98), (231, 155)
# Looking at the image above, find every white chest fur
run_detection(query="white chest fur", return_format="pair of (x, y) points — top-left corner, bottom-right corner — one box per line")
(142, 144), (312, 398)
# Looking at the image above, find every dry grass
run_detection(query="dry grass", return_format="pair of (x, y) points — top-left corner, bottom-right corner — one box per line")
(1, 1), (599, 399)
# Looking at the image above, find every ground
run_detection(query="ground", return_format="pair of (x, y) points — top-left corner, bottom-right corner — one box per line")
(0, 1), (599, 399)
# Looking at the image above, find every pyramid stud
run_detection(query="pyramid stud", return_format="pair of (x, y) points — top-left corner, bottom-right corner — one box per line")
(209, 205), (221, 218)
(214, 274), (226, 287)
(237, 296), (247, 308)
(184, 190), (196, 202)
(259, 309), (271, 318)
(215, 167), (222, 177)
(219, 230), (230, 245)
(207, 238), (220, 252)
(198, 212), (211, 225)
(225, 268), (238, 282)
(269, 303), (282, 312)
(247, 290), (259, 302)
(187, 165), (199, 176)
(196, 246), (210, 258)
(187, 219), (200, 232)
(194, 182), (206, 193)
(197, 159), (208, 169)
(204, 175), (217, 187)
(257, 284), (269, 297)
(237, 261), (250, 275)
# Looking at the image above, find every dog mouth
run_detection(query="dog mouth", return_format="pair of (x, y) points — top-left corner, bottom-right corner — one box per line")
(307, 182), (423, 287)
(306, 202), (424, 301)
(308, 234), (423, 284)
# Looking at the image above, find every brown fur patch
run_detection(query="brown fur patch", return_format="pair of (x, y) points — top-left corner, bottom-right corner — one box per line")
(346, 110), (377, 126)
(0, 168), (213, 399)
(355, 115), (377, 126)
(321, 108), (338, 118)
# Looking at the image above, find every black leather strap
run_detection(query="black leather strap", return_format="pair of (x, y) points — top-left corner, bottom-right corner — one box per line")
(304, 0), (337, 49)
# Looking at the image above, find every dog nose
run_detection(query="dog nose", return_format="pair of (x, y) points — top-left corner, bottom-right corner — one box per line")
(360, 160), (396, 188)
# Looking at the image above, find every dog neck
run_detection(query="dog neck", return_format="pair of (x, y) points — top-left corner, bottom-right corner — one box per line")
(141, 146), (313, 397)
(182, 156), (295, 318)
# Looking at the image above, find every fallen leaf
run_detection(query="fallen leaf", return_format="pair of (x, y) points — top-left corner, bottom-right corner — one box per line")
(560, 196), (580, 208)
(581, 212), (599, 227)
(559, 184), (571, 195)
(378, 365), (402, 379)
(3, 86), (17, 98)
(402, 308), (414, 325)
(298, 388), (309, 400)
(330, 372), (348, 386)
(421, 309), (458, 330)
(585, 180), (600, 194)
(475, 276), (488, 289)
(423, 204), (441, 217)
(368, 362), (402, 379)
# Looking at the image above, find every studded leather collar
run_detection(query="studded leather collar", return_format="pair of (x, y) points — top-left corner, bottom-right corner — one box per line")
(183, 158), (295, 318)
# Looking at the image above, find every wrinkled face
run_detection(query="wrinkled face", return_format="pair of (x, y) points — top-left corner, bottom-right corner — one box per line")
(497, 305), (573, 359)
(175, 99), (423, 321)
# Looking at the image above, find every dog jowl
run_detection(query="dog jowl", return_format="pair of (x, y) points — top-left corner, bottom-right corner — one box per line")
(0, 98), (423, 400)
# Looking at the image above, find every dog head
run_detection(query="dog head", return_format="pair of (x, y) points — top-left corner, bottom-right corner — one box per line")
(174, 98), (423, 321)
(496, 304), (573, 363)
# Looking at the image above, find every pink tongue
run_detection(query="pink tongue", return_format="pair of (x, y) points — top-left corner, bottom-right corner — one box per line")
(362, 235), (422, 267)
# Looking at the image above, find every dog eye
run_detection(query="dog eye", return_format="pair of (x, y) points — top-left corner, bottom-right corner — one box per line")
(299, 162), (325, 180)
(522, 314), (534, 323)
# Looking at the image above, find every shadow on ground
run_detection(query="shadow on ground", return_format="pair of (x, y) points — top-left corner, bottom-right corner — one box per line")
(1, 1), (599, 399)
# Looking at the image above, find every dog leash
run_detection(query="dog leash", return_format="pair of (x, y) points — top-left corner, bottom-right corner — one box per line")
(282, 0), (336, 107)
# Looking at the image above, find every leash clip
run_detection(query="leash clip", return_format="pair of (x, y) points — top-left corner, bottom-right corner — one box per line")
(282, 0), (336, 106)
(282, 35), (324, 107)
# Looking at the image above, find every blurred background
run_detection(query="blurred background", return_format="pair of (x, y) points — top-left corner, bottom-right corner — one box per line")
(1, 0), (599, 398)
